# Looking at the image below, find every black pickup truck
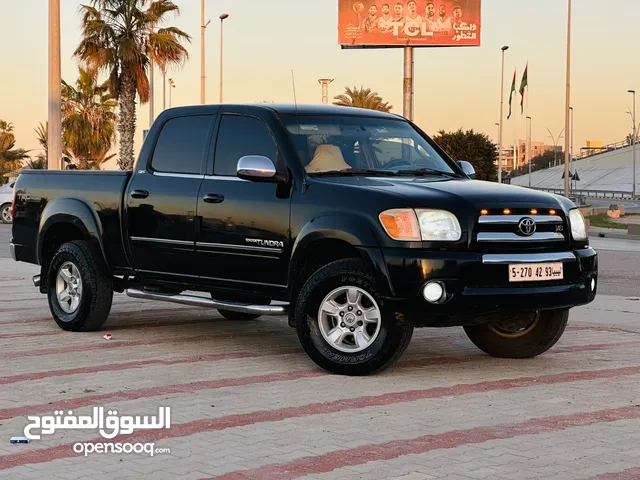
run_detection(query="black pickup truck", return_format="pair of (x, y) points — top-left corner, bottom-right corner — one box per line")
(9, 103), (598, 376)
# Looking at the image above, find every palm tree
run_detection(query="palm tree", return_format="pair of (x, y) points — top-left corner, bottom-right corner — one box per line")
(0, 120), (31, 176)
(333, 86), (393, 112)
(74, 0), (191, 170)
(62, 67), (118, 169)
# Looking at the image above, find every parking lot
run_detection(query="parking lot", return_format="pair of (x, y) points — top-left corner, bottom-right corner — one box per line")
(1, 223), (640, 479)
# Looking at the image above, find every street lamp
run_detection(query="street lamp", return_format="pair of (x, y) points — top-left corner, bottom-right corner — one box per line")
(168, 78), (175, 107)
(201, 0), (211, 104)
(629, 89), (637, 198)
(546, 127), (564, 168)
(526, 116), (532, 186)
(498, 45), (509, 184)
(219, 13), (229, 103)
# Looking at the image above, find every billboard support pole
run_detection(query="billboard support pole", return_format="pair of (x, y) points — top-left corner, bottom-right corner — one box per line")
(403, 46), (414, 121)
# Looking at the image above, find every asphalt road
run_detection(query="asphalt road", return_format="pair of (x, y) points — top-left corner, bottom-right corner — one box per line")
(1, 224), (638, 297)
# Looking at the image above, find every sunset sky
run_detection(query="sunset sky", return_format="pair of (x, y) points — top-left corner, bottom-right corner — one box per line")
(1, 0), (639, 170)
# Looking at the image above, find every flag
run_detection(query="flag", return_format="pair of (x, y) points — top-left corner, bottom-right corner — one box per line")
(507, 68), (516, 119)
(519, 62), (528, 114)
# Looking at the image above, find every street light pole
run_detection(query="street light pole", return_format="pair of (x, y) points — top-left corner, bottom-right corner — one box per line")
(630, 89), (637, 199)
(219, 13), (229, 103)
(48, 0), (62, 170)
(569, 106), (574, 194)
(498, 45), (509, 184)
(168, 78), (175, 107)
(563, 0), (572, 197)
(201, 0), (211, 104)
(526, 116), (532, 186)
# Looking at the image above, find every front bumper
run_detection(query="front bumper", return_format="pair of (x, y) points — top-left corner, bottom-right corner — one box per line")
(376, 246), (598, 327)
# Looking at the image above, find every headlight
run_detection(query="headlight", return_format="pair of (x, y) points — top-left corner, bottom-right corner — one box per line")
(568, 208), (587, 241)
(379, 208), (461, 241)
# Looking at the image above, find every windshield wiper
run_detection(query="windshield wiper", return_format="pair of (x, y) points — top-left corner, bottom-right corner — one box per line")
(310, 169), (398, 177)
(396, 168), (459, 178)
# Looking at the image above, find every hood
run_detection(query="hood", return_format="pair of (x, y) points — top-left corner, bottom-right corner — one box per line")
(311, 175), (568, 210)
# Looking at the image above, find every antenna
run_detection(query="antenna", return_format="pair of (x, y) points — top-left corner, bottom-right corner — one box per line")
(291, 69), (301, 135)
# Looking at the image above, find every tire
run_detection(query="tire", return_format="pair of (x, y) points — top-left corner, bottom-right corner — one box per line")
(0, 203), (11, 224)
(217, 309), (261, 321)
(463, 309), (569, 359)
(46, 240), (113, 332)
(294, 258), (414, 376)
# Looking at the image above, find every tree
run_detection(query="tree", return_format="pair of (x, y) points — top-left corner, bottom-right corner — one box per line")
(62, 67), (118, 169)
(531, 149), (564, 172)
(0, 120), (30, 181)
(431, 129), (497, 182)
(333, 86), (393, 112)
(75, 0), (191, 170)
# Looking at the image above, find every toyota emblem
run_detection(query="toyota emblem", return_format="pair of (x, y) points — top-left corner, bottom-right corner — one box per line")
(517, 217), (537, 236)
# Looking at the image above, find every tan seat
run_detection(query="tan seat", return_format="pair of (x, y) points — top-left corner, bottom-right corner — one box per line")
(305, 144), (351, 173)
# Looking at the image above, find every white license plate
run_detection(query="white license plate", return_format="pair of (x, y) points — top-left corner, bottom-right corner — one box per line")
(508, 263), (563, 282)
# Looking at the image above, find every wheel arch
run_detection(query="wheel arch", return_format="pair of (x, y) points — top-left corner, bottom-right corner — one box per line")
(287, 215), (395, 326)
(37, 198), (109, 293)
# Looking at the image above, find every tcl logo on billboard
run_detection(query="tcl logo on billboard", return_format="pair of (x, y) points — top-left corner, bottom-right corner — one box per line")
(338, 0), (481, 48)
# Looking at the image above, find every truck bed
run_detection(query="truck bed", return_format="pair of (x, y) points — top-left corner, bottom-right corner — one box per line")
(11, 170), (133, 270)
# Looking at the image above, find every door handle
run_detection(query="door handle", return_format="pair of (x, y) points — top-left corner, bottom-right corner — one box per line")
(203, 193), (224, 204)
(130, 189), (149, 199)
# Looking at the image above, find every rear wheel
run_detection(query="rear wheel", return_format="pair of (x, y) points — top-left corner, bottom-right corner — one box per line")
(294, 258), (413, 376)
(46, 240), (113, 331)
(463, 309), (569, 358)
(0, 203), (11, 224)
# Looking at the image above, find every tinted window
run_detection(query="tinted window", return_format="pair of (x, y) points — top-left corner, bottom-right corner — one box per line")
(213, 115), (277, 176)
(151, 115), (212, 174)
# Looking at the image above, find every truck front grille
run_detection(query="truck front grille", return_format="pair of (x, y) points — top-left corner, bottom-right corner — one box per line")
(472, 208), (569, 252)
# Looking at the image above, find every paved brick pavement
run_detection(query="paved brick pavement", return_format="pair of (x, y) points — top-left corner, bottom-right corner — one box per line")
(0, 257), (639, 479)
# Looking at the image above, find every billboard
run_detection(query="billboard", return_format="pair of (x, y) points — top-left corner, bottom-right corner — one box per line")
(338, 0), (481, 48)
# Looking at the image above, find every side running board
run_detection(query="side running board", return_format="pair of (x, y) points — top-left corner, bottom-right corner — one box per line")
(125, 288), (288, 315)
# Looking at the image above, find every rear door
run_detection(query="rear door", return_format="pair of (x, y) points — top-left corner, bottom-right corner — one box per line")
(125, 113), (215, 280)
(194, 110), (292, 291)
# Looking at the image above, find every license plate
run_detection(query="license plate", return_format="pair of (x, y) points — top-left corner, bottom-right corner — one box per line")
(508, 263), (563, 282)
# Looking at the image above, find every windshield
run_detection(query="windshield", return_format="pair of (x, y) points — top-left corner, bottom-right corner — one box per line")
(281, 114), (458, 177)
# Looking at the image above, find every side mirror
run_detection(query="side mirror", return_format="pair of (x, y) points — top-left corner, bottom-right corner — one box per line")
(236, 155), (279, 182)
(457, 160), (475, 179)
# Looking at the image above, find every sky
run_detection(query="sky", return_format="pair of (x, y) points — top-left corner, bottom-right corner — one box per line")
(1, 0), (639, 170)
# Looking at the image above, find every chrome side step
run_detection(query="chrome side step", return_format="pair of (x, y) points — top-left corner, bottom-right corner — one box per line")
(33, 275), (41, 287)
(125, 288), (288, 315)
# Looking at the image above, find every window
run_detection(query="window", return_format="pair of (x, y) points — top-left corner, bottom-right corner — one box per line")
(280, 115), (456, 175)
(213, 115), (277, 176)
(150, 115), (213, 174)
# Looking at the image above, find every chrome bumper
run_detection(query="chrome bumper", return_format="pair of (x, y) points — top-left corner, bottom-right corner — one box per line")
(9, 241), (16, 261)
(481, 251), (579, 265)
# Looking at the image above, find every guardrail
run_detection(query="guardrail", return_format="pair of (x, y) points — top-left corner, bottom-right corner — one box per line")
(526, 187), (635, 200)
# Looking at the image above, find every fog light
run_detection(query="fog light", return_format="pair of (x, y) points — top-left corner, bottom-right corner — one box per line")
(423, 281), (445, 303)
(591, 278), (596, 291)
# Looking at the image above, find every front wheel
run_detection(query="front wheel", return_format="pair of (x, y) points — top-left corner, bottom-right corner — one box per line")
(463, 309), (569, 358)
(0, 203), (11, 224)
(294, 258), (413, 376)
(46, 240), (113, 331)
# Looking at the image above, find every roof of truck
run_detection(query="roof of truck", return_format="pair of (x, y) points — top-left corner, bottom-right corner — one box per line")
(258, 103), (403, 119)
(165, 103), (404, 120)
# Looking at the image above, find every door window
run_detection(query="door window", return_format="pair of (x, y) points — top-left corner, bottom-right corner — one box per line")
(150, 115), (213, 174)
(213, 115), (277, 176)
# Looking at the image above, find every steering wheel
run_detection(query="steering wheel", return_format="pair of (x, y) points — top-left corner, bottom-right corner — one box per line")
(381, 158), (412, 170)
